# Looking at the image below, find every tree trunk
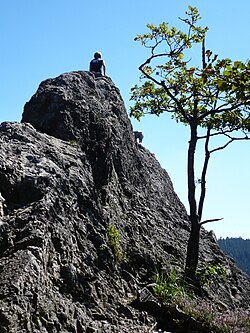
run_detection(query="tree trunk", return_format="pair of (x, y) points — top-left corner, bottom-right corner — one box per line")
(185, 215), (201, 280)
(185, 123), (200, 280)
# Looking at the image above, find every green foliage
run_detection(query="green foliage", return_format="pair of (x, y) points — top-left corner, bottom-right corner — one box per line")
(106, 224), (126, 262)
(153, 268), (249, 331)
(130, 6), (250, 134)
(153, 269), (191, 302)
(195, 263), (227, 287)
(69, 140), (79, 145)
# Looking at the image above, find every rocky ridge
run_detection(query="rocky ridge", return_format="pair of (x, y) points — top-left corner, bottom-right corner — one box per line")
(0, 71), (249, 332)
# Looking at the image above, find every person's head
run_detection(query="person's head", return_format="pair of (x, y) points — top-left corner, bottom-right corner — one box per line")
(94, 51), (102, 59)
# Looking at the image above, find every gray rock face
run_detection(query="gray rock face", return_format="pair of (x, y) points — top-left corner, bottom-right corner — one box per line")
(0, 71), (248, 332)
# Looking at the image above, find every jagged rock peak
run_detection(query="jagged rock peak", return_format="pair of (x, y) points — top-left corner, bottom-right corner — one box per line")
(0, 71), (248, 332)
(21, 71), (140, 190)
(22, 71), (131, 144)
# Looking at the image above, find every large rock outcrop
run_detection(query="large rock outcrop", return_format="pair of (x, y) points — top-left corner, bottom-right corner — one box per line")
(0, 71), (249, 332)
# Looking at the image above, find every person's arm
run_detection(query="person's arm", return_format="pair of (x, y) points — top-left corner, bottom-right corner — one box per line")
(102, 61), (106, 75)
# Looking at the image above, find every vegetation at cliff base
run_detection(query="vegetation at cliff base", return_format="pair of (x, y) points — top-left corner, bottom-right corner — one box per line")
(153, 267), (249, 332)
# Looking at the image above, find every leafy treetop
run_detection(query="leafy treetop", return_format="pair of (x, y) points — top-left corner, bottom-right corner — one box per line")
(130, 6), (250, 143)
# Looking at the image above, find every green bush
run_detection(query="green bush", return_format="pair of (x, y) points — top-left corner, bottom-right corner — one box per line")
(195, 263), (227, 287)
(106, 224), (126, 262)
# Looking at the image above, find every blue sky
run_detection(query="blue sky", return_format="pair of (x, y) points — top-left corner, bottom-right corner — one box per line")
(1, 0), (250, 238)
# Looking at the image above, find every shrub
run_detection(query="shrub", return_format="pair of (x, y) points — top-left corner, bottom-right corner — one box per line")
(195, 263), (227, 287)
(106, 224), (126, 262)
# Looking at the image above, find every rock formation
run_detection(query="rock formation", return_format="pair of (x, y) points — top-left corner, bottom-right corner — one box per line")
(0, 71), (249, 332)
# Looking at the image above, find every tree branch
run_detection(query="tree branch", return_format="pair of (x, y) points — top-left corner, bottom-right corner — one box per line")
(197, 127), (250, 140)
(210, 135), (250, 154)
(202, 38), (206, 69)
(198, 127), (210, 220)
(138, 61), (190, 123)
(197, 99), (250, 123)
(200, 218), (224, 226)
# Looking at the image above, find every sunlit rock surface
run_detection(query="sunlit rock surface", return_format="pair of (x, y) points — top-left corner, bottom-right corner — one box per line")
(0, 71), (248, 332)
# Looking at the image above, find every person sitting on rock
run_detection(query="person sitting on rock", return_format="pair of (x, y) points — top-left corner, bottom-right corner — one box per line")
(134, 131), (144, 144)
(89, 51), (106, 78)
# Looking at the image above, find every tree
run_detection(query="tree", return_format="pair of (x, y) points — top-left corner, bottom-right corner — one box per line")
(130, 6), (250, 280)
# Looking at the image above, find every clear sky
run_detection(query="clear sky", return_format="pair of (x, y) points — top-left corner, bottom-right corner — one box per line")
(1, 0), (250, 239)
